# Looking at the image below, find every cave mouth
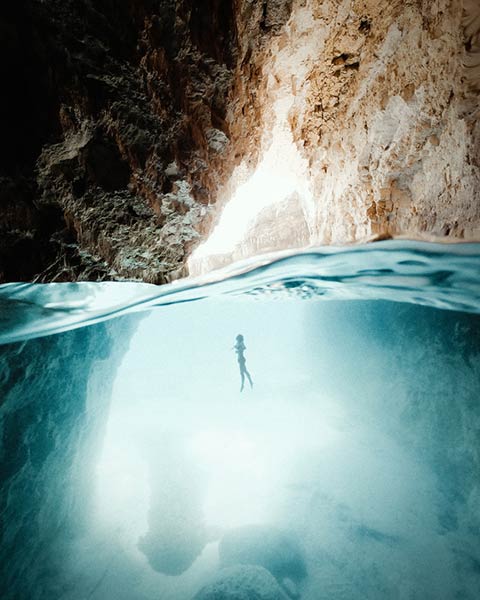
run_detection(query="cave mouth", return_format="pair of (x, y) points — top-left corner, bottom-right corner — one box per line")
(1, 242), (480, 599)
(188, 95), (314, 275)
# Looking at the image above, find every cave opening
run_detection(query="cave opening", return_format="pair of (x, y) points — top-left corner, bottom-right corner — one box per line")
(1, 2), (480, 599)
(189, 95), (314, 274)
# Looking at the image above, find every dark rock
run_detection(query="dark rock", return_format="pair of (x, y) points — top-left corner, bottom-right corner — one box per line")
(0, 0), (297, 282)
(0, 0), (234, 282)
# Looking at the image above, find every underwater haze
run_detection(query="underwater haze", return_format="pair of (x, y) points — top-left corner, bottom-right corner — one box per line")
(1, 242), (480, 600)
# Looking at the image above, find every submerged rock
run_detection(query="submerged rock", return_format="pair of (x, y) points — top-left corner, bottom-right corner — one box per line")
(193, 565), (289, 600)
(0, 315), (139, 599)
(219, 525), (307, 587)
(138, 436), (208, 575)
(138, 531), (206, 577)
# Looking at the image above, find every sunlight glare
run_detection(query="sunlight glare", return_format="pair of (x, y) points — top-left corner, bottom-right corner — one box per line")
(190, 96), (313, 263)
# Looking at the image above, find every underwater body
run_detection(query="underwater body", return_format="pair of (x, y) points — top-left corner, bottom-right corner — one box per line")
(1, 241), (480, 600)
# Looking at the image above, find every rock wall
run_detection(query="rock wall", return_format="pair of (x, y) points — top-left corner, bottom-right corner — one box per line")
(302, 301), (480, 599)
(1, 1), (479, 282)
(0, 0), (237, 282)
(0, 316), (138, 599)
(289, 0), (480, 243)
(193, 0), (480, 272)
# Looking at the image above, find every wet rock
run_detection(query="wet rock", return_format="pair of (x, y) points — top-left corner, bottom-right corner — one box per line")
(281, 578), (300, 599)
(0, 315), (139, 598)
(138, 437), (208, 576)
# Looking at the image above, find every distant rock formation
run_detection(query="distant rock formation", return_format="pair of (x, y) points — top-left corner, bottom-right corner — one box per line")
(138, 436), (208, 575)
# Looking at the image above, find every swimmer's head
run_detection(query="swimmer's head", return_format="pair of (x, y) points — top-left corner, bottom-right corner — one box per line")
(236, 334), (244, 341)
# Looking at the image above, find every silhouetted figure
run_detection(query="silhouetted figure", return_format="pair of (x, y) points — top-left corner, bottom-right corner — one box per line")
(233, 334), (253, 392)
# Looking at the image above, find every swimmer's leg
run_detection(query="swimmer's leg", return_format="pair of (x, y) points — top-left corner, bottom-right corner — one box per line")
(240, 371), (245, 392)
(245, 368), (253, 388)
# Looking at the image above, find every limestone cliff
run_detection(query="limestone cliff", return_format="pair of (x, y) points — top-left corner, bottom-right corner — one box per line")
(192, 0), (480, 272)
(288, 0), (480, 243)
(1, 1), (479, 282)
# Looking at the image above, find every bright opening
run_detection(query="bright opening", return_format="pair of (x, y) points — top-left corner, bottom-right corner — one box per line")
(189, 96), (314, 269)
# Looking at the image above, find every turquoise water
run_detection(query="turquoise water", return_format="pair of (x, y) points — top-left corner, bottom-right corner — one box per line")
(1, 241), (480, 345)
(1, 241), (480, 600)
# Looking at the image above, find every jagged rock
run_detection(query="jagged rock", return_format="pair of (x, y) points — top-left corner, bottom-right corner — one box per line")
(0, 0), (241, 282)
(193, 0), (480, 273)
(1, 1), (480, 281)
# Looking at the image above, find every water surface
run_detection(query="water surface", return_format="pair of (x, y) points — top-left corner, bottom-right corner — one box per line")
(1, 241), (479, 600)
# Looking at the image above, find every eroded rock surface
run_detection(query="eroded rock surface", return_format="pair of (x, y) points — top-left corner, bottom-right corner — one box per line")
(0, 0), (232, 282)
(289, 0), (480, 243)
(1, 1), (479, 281)
(193, 0), (480, 273)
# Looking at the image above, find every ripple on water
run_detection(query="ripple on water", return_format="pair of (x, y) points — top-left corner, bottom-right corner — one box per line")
(0, 241), (479, 344)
